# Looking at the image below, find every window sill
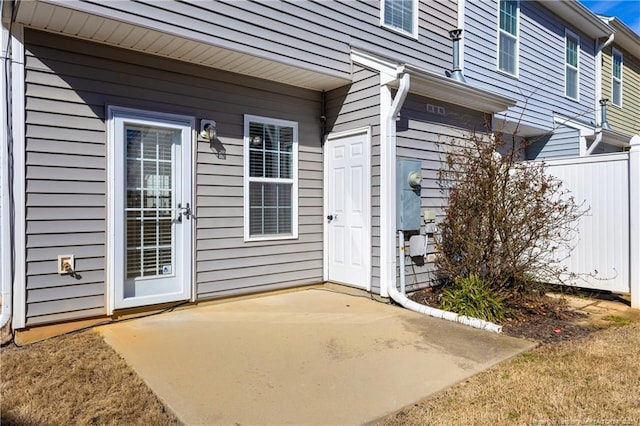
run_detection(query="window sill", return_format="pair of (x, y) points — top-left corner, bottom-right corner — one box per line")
(244, 234), (299, 243)
(380, 24), (418, 40)
(496, 68), (519, 80)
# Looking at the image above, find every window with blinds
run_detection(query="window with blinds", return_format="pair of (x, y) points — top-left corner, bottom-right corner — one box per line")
(381, 0), (417, 38)
(565, 31), (580, 100)
(244, 116), (298, 240)
(612, 49), (623, 107)
(498, 0), (518, 76)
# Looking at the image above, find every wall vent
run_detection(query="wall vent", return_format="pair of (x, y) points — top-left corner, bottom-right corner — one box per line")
(427, 104), (446, 115)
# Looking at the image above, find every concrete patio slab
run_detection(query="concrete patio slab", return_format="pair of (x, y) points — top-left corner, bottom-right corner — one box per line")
(97, 288), (535, 425)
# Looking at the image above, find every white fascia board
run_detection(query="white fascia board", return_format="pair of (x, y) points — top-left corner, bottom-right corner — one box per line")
(542, 1), (613, 39)
(553, 113), (596, 137)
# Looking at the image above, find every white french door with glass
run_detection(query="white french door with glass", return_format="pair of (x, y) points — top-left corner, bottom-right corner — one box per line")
(109, 107), (193, 310)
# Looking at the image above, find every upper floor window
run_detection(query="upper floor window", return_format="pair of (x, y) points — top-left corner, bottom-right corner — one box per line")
(498, 0), (519, 75)
(381, 0), (418, 38)
(612, 48), (623, 107)
(244, 115), (298, 241)
(565, 31), (579, 100)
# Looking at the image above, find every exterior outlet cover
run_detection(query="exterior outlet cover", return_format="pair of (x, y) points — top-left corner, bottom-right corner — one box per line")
(409, 235), (426, 257)
(57, 254), (75, 274)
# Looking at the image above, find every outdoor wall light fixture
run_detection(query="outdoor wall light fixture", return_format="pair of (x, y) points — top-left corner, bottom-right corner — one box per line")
(200, 119), (217, 140)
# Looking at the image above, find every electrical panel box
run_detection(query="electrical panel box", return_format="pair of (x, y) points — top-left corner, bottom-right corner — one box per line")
(396, 159), (422, 231)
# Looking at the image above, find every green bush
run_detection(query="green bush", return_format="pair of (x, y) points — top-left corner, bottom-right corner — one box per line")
(439, 275), (510, 322)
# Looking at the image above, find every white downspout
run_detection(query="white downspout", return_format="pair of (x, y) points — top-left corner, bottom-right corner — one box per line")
(586, 129), (603, 156)
(381, 73), (502, 333)
(392, 231), (503, 333)
(0, 2), (12, 332)
(587, 32), (615, 156)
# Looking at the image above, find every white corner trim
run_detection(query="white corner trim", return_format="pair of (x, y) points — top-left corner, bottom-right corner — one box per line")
(10, 24), (26, 329)
(0, 11), (12, 329)
(457, 0), (466, 72)
(379, 85), (396, 298)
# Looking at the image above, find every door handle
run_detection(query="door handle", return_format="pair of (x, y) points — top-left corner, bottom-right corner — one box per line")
(177, 203), (192, 222)
(327, 214), (337, 222)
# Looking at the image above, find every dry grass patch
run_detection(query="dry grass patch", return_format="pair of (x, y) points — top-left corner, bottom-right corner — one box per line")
(1, 330), (179, 426)
(381, 322), (640, 425)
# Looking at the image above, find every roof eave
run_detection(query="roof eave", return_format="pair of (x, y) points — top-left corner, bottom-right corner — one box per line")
(395, 64), (516, 114)
(542, 1), (613, 39)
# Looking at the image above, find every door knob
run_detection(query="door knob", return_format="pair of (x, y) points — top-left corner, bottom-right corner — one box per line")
(327, 214), (336, 221)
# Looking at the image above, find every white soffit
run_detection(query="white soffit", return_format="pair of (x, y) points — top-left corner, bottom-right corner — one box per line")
(15, 0), (350, 91)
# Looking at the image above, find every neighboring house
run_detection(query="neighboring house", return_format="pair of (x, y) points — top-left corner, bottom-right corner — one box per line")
(593, 16), (640, 152)
(461, 0), (618, 159)
(0, 0), (514, 338)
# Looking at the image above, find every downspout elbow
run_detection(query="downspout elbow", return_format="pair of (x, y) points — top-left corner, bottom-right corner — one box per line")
(390, 73), (410, 121)
(586, 128), (604, 156)
(600, 32), (615, 51)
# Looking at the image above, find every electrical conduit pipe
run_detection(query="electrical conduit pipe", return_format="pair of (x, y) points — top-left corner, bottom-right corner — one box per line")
(383, 72), (502, 333)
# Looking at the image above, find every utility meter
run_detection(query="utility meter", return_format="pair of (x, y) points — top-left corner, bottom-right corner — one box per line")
(396, 159), (423, 231)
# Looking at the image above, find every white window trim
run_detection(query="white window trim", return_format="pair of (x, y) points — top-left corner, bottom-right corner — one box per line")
(380, 0), (419, 39)
(496, 0), (520, 77)
(564, 29), (580, 101)
(611, 47), (623, 108)
(243, 115), (299, 242)
(107, 106), (195, 313)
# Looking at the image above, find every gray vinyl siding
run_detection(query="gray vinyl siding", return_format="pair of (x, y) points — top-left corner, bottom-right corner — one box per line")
(24, 29), (324, 324)
(45, 0), (458, 78)
(525, 126), (580, 160)
(325, 66), (382, 293)
(464, 0), (597, 132)
(396, 93), (488, 291)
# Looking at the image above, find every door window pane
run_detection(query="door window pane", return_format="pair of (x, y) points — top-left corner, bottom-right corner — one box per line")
(125, 125), (176, 278)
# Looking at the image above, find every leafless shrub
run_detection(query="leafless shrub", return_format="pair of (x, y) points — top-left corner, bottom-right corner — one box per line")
(436, 130), (587, 294)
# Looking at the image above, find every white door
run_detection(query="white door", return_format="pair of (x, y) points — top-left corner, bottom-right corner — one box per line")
(325, 128), (371, 289)
(110, 108), (193, 310)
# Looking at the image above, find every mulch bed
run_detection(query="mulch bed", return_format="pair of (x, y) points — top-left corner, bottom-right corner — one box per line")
(408, 285), (598, 344)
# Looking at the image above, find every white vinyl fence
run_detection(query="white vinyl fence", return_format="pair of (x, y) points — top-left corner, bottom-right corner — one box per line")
(540, 136), (639, 308)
